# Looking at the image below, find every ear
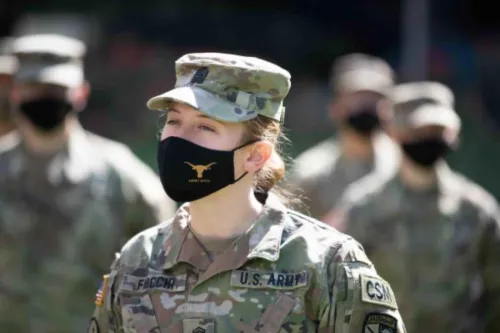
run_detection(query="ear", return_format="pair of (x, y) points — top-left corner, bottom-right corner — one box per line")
(444, 128), (460, 148)
(68, 81), (90, 111)
(243, 141), (273, 173)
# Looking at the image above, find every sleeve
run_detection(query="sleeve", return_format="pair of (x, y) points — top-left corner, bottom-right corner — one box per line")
(479, 206), (500, 333)
(88, 254), (123, 333)
(318, 238), (407, 333)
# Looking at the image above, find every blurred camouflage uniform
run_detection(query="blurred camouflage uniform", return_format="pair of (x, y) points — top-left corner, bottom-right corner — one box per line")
(0, 37), (19, 146)
(288, 53), (400, 220)
(334, 82), (500, 332)
(90, 52), (407, 333)
(0, 34), (177, 332)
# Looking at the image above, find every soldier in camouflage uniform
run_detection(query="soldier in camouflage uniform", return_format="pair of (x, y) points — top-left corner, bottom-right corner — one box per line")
(287, 53), (400, 220)
(89, 52), (407, 333)
(0, 37), (19, 147)
(331, 82), (500, 332)
(0, 34), (177, 332)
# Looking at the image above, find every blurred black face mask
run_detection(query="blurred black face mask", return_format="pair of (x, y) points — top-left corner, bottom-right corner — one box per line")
(401, 138), (451, 167)
(345, 107), (380, 135)
(19, 98), (73, 132)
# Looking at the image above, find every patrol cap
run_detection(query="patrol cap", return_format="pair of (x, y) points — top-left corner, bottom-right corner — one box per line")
(391, 81), (454, 108)
(391, 81), (460, 131)
(332, 53), (394, 96)
(12, 34), (86, 88)
(147, 52), (291, 123)
(0, 37), (19, 76)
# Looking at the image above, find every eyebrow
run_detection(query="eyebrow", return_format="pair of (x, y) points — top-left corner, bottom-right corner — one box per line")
(168, 107), (215, 120)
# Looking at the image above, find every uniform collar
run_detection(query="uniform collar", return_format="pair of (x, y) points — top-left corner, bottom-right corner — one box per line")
(396, 161), (459, 195)
(10, 121), (101, 184)
(159, 194), (286, 277)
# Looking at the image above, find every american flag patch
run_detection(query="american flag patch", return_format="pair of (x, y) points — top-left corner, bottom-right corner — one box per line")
(95, 274), (109, 307)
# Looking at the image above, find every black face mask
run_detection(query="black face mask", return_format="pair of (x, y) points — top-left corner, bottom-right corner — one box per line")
(345, 107), (380, 135)
(19, 98), (73, 132)
(401, 138), (451, 167)
(157, 136), (253, 202)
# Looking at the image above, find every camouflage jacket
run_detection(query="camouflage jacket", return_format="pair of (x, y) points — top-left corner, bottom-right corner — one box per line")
(0, 124), (177, 332)
(90, 195), (406, 333)
(287, 133), (400, 220)
(333, 163), (500, 333)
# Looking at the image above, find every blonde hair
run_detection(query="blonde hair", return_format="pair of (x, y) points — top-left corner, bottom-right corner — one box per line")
(242, 115), (301, 208)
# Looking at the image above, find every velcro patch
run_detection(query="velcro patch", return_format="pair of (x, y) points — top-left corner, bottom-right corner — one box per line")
(87, 318), (101, 333)
(120, 273), (187, 293)
(95, 275), (109, 307)
(231, 270), (308, 289)
(363, 313), (398, 333)
(360, 274), (397, 309)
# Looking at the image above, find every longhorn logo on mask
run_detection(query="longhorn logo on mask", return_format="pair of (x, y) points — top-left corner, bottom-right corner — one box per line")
(184, 162), (217, 180)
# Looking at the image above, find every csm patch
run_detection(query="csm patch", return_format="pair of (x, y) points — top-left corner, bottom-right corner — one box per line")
(95, 274), (109, 307)
(363, 313), (398, 333)
(360, 274), (397, 309)
(87, 318), (101, 333)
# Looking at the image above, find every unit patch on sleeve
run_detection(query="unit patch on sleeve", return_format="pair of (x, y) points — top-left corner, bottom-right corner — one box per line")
(87, 318), (101, 333)
(363, 313), (398, 333)
(360, 274), (397, 309)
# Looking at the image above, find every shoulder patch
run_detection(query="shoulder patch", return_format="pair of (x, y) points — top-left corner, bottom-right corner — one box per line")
(363, 313), (398, 333)
(360, 274), (397, 309)
(95, 274), (109, 307)
(87, 318), (101, 333)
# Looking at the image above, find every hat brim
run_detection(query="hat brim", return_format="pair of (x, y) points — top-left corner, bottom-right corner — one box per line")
(337, 69), (393, 95)
(407, 104), (461, 130)
(147, 86), (259, 123)
(15, 63), (84, 88)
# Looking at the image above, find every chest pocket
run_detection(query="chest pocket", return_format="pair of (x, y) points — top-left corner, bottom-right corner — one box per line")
(116, 270), (188, 333)
(230, 270), (310, 333)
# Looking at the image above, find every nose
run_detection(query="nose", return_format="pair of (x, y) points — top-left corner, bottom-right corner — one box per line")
(161, 125), (194, 142)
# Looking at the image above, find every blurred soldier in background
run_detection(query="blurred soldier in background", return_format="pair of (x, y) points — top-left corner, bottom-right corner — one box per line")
(0, 34), (177, 332)
(331, 82), (500, 332)
(0, 37), (18, 146)
(287, 53), (400, 220)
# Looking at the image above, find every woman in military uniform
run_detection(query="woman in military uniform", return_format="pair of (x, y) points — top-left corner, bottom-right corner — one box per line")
(88, 52), (406, 333)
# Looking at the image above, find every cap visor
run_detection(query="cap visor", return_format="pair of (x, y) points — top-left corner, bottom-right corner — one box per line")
(147, 86), (258, 123)
(408, 105), (461, 130)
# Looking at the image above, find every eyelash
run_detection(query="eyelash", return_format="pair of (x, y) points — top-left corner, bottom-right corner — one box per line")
(165, 120), (216, 133)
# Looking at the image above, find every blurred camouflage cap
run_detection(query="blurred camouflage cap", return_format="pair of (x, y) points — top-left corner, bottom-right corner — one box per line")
(147, 52), (291, 122)
(391, 81), (460, 130)
(0, 37), (19, 76)
(332, 53), (394, 96)
(12, 34), (86, 88)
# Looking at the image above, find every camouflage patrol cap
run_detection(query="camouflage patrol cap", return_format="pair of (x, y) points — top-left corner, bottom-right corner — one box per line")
(391, 81), (460, 131)
(147, 52), (291, 122)
(12, 34), (86, 88)
(0, 37), (18, 75)
(332, 53), (394, 96)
